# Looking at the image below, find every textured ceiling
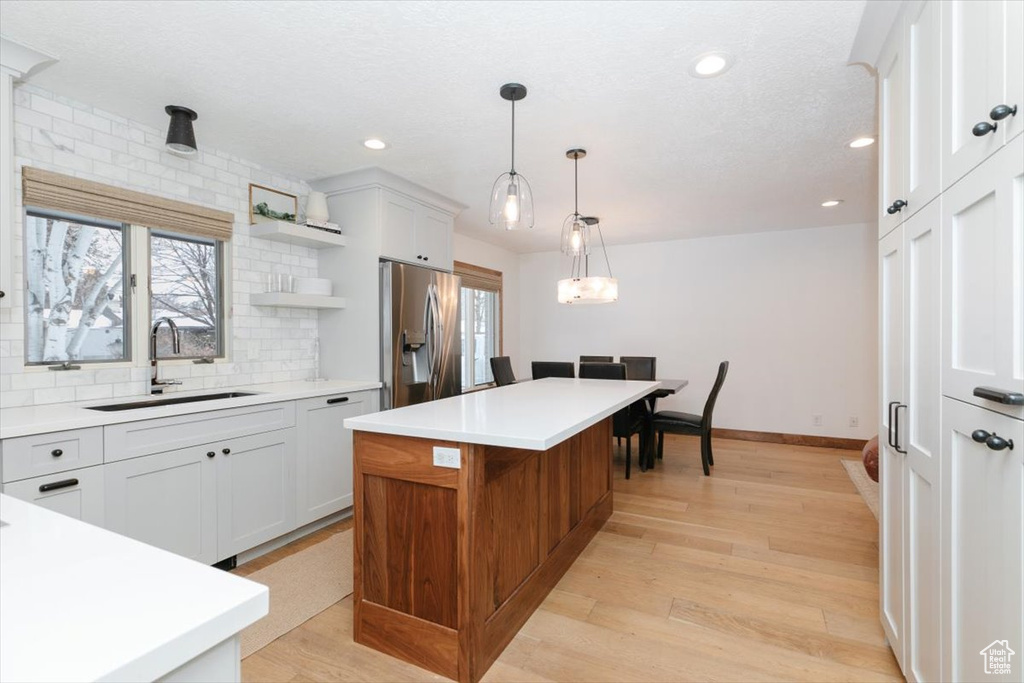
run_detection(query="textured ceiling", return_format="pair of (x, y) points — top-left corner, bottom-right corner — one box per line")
(0, 0), (876, 253)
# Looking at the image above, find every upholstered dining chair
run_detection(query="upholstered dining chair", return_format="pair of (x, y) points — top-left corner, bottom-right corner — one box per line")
(652, 361), (729, 476)
(531, 361), (575, 380)
(490, 356), (517, 387)
(579, 362), (647, 479)
(580, 355), (613, 363)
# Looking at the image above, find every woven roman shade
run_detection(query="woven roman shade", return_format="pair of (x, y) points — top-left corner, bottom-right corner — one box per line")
(22, 167), (234, 241)
(454, 261), (502, 292)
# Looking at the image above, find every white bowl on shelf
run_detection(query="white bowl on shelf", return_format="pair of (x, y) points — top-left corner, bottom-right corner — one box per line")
(294, 277), (333, 296)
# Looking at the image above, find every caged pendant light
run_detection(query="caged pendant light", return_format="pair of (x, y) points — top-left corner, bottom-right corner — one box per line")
(489, 83), (534, 230)
(557, 149), (618, 305)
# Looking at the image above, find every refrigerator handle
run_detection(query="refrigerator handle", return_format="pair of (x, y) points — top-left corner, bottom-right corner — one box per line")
(428, 283), (443, 394)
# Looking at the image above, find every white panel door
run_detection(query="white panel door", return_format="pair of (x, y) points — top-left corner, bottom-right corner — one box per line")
(2, 465), (105, 527)
(942, 137), (1024, 419)
(901, 201), (943, 683)
(879, 27), (908, 238)
(941, 0), (1017, 189)
(904, 0), (942, 214)
(105, 447), (218, 565)
(879, 225), (906, 668)
(380, 189), (418, 265)
(941, 397), (1023, 681)
(216, 428), (296, 559)
(414, 205), (453, 271)
(296, 393), (372, 526)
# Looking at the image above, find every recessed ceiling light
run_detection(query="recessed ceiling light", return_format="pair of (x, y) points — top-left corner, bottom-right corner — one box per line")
(363, 138), (388, 150)
(689, 52), (734, 78)
(849, 136), (875, 148)
(821, 199), (843, 207)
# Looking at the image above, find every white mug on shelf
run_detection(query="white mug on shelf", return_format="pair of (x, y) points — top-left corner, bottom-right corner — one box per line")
(305, 191), (330, 224)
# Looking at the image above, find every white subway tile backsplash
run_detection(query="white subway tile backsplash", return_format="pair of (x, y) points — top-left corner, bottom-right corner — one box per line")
(2, 82), (321, 409)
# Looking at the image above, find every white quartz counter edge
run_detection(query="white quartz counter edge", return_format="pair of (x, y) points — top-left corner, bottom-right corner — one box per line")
(0, 379), (381, 439)
(344, 378), (660, 450)
(0, 494), (268, 683)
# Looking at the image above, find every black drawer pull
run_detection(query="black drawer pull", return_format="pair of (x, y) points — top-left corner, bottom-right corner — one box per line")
(972, 429), (1015, 451)
(973, 386), (1024, 405)
(222, 448), (231, 455)
(207, 451), (216, 458)
(327, 396), (350, 405)
(39, 478), (79, 492)
(51, 449), (63, 457)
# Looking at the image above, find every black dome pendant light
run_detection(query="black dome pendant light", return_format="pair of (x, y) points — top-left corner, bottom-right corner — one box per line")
(164, 105), (198, 156)
(489, 83), (534, 230)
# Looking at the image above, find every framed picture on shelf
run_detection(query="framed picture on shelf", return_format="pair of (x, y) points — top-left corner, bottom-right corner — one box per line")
(249, 183), (298, 224)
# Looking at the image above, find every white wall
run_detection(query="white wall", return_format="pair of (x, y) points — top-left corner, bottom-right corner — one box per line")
(1, 83), (319, 407)
(518, 223), (878, 439)
(453, 233), (520, 367)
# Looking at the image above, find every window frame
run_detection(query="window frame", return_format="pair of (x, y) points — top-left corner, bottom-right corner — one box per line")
(23, 208), (133, 367)
(455, 261), (503, 392)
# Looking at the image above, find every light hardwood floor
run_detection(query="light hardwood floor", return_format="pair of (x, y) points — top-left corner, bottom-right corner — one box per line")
(240, 435), (901, 682)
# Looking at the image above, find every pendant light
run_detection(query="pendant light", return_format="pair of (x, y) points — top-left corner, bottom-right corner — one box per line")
(560, 149), (591, 256)
(557, 215), (618, 304)
(164, 105), (198, 156)
(489, 83), (534, 230)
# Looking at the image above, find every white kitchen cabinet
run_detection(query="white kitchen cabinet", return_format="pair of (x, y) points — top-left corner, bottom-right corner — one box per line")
(380, 188), (453, 269)
(295, 391), (377, 526)
(941, 137), (1024, 420)
(941, 0), (1024, 190)
(105, 446), (219, 565)
(0, 426), (103, 483)
(216, 428), (297, 559)
(940, 397), (1023, 682)
(877, 28), (908, 238)
(2, 464), (104, 527)
(903, 0), (942, 213)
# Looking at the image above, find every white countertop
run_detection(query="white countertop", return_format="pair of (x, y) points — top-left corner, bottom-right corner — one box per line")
(344, 377), (659, 450)
(0, 379), (381, 439)
(0, 494), (268, 682)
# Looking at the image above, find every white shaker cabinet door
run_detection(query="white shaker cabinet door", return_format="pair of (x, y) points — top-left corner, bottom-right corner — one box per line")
(380, 189), (418, 265)
(216, 428), (297, 559)
(901, 201), (943, 683)
(903, 0), (942, 214)
(941, 137), (1024, 420)
(414, 205), (453, 271)
(3, 465), (105, 527)
(879, 225), (906, 669)
(941, 397), (1023, 682)
(878, 28), (908, 238)
(105, 447), (218, 565)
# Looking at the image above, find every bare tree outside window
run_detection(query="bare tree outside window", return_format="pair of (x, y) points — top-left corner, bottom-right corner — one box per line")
(150, 232), (222, 359)
(460, 287), (497, 389)
(24, 213), (128, 363)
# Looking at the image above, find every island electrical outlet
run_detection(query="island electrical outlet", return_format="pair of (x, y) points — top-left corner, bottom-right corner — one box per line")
(433, 446), (461, 469)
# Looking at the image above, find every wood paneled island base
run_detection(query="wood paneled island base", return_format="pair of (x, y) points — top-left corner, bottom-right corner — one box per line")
(352, 418), (613, 683)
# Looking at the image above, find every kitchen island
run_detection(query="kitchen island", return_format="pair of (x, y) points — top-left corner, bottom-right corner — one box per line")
(344, 377), (658, 683)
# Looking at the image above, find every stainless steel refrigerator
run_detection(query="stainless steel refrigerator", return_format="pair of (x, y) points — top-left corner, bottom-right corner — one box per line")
(380, 260), (461, 409)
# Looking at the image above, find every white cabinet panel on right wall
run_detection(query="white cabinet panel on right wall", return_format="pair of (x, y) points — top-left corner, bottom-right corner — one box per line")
(941, 137), (1024, 420)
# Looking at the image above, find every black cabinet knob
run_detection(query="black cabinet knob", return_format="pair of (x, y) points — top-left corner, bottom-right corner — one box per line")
(886, 199), (907, 215)
(207, 451), (216, 458)
(222, 448), (231, 455)
(972, 429), (991, 443)
(990, 104), (1017, 121)
(986, 434), (1014, 451)
(0, 290), (5, 298)
(51, 449), (63, 457)
(423, 256), (429, 261)
(973, 121), (998, 137)
(416, 255), (423, 260)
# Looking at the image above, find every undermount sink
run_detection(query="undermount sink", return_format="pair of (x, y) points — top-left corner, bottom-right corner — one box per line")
(85, 392), (259, 412)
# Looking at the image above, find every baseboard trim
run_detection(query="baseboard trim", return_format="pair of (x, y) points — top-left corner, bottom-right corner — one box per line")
(235, 508), (352, 567)
(712, 428), (867, 451)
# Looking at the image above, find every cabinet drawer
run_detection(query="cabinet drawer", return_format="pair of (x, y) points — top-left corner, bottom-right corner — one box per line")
(105, 401), (295, 463)
(1, 427), (103, 483)
(2, 464), (105, 526)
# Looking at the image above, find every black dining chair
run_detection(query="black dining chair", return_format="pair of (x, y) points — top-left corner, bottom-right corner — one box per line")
(532, 361), (575, 380)
(652, 361), (729, 476)
(580, 355), (613, 363)
(620, 356), (658, 463)
(580, 362), (647, 479)
(490, 356), (517, 387)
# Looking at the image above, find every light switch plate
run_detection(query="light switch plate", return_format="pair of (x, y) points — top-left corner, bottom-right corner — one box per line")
(433, 446), (461, 469)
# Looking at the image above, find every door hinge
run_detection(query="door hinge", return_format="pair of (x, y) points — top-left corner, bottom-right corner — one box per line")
(130, 273), (137, 289)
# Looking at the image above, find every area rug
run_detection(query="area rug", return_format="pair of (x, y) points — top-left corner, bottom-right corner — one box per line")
(842, 459), (879, 521)
(240, 529), (353, 658)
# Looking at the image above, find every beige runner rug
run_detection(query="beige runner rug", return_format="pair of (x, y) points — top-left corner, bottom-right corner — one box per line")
(240, 529), (353, 658)
(842, 459), (879, 521)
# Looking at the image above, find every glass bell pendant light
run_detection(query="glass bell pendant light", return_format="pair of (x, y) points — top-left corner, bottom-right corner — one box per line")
(560, 149), (591, 256)
(489, 83), (534, 230)
(557, 214), (618, 305)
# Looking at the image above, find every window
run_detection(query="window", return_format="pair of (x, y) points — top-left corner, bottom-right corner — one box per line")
(150, 231), (224, 359)
(24, 211), (130, 364)
(455, 262), (502, 390)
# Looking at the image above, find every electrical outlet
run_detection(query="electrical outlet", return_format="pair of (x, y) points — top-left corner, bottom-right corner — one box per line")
(849, 416), (859, 428)
(812, 414), (823, 427)
(433, 446), (461, 469)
